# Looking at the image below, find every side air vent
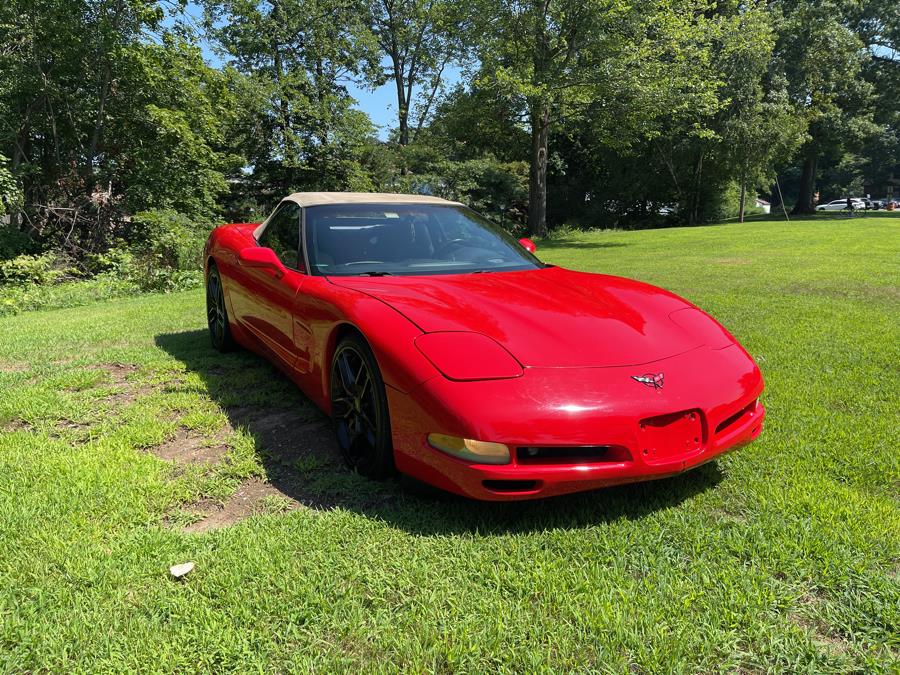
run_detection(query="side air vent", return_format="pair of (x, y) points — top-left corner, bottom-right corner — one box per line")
(516, 445), (632, 465)
(715, 400), (758, 435)
(482, 480), (540, 493)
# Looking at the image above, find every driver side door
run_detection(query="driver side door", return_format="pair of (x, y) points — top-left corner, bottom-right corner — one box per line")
(237, 201), (306, 366)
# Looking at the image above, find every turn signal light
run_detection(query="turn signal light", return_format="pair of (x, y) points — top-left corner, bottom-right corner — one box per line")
(427, 434), (511, 465)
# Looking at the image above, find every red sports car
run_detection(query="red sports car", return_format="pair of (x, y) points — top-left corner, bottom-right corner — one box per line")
(204, 193), (765, 500)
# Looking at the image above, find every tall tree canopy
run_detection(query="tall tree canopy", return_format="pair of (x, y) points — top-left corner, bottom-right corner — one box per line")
(365, 0), (467, 146)
(0, 0), (897, 267)
(0, 0), (235, 251)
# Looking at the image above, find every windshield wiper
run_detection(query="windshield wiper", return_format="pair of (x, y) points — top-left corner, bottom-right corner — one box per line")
(355, 271), (393, 276)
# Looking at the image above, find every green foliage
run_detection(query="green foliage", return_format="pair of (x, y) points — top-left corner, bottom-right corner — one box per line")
(109, 210), (206, 293)
(0, 209), (205, 316)
(0, 1), (234, 253)
(0, 253), (77, 285)
(0, 274), (140, 317)
(0, 154), (21, 216)
(0, 0), (896, 272)
(364, 0), (468, 145)
(408, 158), (529, 228)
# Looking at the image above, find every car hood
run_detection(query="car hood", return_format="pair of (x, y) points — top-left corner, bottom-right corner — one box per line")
(329, 266), (704, 368)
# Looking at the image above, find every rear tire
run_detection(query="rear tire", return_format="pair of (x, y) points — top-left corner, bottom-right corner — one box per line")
(206, 264), (235, 353)
(330, 333), (395, 478)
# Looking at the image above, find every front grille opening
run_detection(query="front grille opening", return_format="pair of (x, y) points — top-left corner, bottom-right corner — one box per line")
(716, 400), (757, 435)
(482, 479), (540, 493)
(516, 445), (632, 465)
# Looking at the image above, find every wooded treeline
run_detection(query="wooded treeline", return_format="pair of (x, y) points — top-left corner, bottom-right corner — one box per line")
(0, 0), (897, 266)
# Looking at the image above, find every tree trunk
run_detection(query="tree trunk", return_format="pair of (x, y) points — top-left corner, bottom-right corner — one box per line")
(395, 72), (409, 146)
(687, 153), (703, 226)
(527, 101), (550, 237)
(10, 129), (26, 230)
(738, 164), (747, 223)
(88, 65), (110, 180)
(792, 146), (818, 214)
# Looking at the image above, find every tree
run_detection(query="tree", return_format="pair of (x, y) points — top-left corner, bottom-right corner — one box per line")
(773, 0), (877, 214)
(473, 0), (726, 235)
(365, 0), (466, 146)
(0, 154), (21, 217)
(0, 0), (235, 253)
(714, 5), (804, 222)
(202, 0), (377, 200)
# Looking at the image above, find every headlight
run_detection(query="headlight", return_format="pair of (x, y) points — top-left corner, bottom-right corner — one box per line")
(415, 331), (522, 381)
(427, 433), (511, 464)
(669, 307), (735, 350)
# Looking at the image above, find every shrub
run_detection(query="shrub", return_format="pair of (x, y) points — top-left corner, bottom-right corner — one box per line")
(0, 252), (79, 285)
(390, 157), (529, 233)
(120, 209), (207, 292)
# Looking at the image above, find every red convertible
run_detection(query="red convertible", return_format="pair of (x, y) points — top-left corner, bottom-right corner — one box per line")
(205, 193), (765, 500)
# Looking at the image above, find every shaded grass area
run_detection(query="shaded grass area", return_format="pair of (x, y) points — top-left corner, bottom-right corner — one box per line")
(0, 215), (898, 671)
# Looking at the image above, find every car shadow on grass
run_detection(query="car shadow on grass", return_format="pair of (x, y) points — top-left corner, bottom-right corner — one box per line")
(154, 329), (724, 536)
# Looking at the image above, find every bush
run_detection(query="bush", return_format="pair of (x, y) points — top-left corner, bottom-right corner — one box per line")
(390, 157), (529, 233)
(0, 252), (79, 285)
(111, 209), (207, 292)
(0, 208), (209, 316)
(697, 181), (743, 223)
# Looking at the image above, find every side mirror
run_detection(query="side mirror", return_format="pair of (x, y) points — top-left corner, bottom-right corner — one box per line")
(238, 246), (285, 275)
(518, 237), (536, 253)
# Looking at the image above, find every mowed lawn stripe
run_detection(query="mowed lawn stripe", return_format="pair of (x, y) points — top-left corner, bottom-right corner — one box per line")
(0, 216), (897, 671)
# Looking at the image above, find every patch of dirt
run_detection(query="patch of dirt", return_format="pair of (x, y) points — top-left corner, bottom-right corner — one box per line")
(182, 479), (297, 533)
(93, 362), (139, 384)
(713, 257), (752, 265)
(150, 428), (229, 466)
(0, 360), (29, 373)
(90, 363), (156, 405)
(219, 404), (401, 510)
(223, 406), (339, 468)
(55, 419), (90, 432)
(791, 594), (851, 657)
(2, 419), (32, 433)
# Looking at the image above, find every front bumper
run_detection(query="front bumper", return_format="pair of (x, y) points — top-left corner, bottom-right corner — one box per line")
(387, 344), (765, 501)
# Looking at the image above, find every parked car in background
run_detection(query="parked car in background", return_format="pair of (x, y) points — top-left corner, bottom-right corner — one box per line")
(817, 198), (865, 211)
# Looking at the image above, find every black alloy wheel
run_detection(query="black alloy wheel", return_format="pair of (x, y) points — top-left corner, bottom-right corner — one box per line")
(206, 264), (234, 352)
(330, 334), (394, 478)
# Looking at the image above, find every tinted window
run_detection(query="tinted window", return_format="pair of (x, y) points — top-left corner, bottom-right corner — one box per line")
(258, 203), (301, 269)
(306, 203), (542, 276)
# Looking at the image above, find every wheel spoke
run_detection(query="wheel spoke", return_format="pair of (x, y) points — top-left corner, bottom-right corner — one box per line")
(358, 409), (376, 431)
(357, 372), (370, 400)
(337, 352), (355, 394)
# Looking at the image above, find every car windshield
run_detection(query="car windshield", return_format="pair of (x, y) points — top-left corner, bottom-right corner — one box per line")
(305, 203), (542, 276)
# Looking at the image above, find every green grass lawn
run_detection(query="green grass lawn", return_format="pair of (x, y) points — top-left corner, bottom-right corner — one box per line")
(1, 215), (898, 672)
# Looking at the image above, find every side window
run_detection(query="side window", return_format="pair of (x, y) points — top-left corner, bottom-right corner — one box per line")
(258, 203), (301, 270)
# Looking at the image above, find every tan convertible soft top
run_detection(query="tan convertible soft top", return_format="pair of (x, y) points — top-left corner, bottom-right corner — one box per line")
(253, 192), (463, 239)
(283, 192), (461, 208)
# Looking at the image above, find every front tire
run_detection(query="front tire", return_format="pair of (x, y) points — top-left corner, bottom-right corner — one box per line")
(330, 334), (395, 478)
(206, 264), (235, 352)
